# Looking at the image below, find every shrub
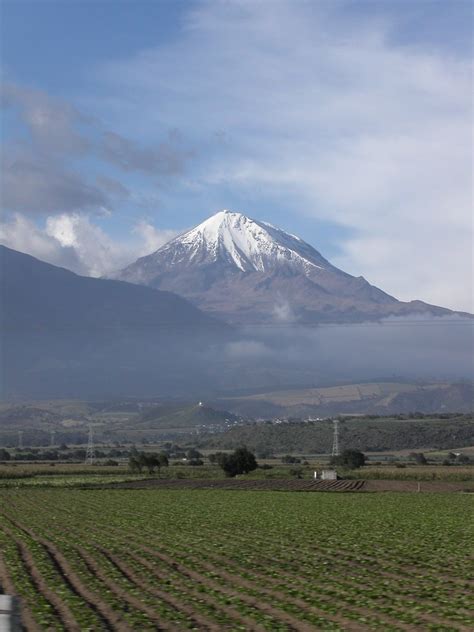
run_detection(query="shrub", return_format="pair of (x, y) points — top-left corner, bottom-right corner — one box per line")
(331, 449), (366, 469)
(218, 448), (258, 477)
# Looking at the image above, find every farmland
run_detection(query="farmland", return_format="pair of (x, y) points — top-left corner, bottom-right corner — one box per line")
(0, 489), (473, 630)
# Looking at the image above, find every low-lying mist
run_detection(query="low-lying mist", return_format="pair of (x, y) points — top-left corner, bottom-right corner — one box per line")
(220, 316), (474, 391)
(3, 314), (472, 400)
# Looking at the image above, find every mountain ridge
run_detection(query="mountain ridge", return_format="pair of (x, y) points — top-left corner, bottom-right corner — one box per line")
(0, 245), (231, 398)
(115, 209), (469, 324)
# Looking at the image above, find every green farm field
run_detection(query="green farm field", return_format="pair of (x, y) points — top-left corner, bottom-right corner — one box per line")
(0, 489), (473, 631)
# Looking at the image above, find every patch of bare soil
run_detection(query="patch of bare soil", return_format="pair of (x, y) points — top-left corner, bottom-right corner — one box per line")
(108, 478), (365, 492)
(108, 477), (473, 493)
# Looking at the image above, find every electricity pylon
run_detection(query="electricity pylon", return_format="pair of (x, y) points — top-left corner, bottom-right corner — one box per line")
(331, 419), (340, 457)
(85, 425), (95, 465)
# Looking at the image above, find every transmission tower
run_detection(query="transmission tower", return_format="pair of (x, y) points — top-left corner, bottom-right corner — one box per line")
(18, 431), (23, 450)
(85, 425), (95, 465)
(50, 430), (56, 447)
(331, 419), (340, 457)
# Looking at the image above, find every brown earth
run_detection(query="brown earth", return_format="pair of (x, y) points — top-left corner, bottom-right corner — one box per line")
(107, 477), (473, 493)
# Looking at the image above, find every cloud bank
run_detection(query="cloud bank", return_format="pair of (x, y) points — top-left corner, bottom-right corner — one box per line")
(95, 0), (472, 311)
(0, 82), (185, 273)
(0, 213), (177, 277)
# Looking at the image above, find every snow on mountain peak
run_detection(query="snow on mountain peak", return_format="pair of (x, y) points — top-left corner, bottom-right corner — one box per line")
(164, 209), (327, 273)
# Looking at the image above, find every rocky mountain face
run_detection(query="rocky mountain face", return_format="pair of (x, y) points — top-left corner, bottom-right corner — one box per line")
(115, 210), (463, 324)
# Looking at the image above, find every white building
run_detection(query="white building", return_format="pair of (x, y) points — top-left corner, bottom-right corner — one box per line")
(314, 469), (338, 480)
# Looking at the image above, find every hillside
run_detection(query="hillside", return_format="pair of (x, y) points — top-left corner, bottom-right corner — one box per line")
(214, 382), (474, 417)
(198, 415), (474, 454)
(0, 245), (231, 398)
(134, 403), (240, 430)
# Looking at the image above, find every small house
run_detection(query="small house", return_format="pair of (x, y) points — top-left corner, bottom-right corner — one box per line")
(322, 469), (338, 480)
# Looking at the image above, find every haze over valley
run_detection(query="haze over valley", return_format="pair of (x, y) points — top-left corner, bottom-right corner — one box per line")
(1, 211), (472, 402)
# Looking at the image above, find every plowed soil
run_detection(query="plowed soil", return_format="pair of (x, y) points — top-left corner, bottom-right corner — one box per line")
(107, 477), (473, 492)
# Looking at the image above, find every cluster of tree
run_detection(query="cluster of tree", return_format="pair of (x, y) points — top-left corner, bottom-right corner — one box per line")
(184, 448), (204, 465)
(330, 449), (366, 469)
(281, 455), (302, 464)
(0, 449), (11, 461)
(409, 452), (428, 465)
(442, 452), (471, 465)
(0, 448), (93, 461)
(209, 448), (258, 477)
(128, 450), (169, 475)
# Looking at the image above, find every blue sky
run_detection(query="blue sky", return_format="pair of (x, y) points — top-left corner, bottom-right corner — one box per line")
(1, 0), (472, 310)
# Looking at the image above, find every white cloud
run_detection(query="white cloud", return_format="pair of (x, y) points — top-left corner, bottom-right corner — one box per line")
(0, 213), (176, 277)
(0, 214), (83, 271)
(132, 221), (178, 253)
(96, 0), (472, 312)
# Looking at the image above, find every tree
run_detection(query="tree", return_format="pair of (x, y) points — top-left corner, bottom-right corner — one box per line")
(217, 447), (258, 477)
(140, 452), (169, 475)
(129, 453), (143, 473)
(186, 448), (202, 460)
(282, 455), (301, 464)
(331, 449), (366, 469)
(289, 467), (303, 479)
(409, 452), (427, 465)
(0, 448), (10, 461)
(128, 450), (168, 474)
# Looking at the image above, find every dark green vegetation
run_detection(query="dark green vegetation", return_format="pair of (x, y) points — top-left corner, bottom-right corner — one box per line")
(215, 447), (258, 477)
(199, 415), (474, 454)
(0, 489), (473, 630)
(331, 449), (366, 469)
(1, 395), (473, 454)
(128, 450), (169, 474)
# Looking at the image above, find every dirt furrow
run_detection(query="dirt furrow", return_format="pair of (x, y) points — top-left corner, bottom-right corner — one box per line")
(109, 478), (366, 492)
(137, 543), (364, 631)
(96, 546), (224, 632)
(1, 513), (132, 632)
(185, 522), (473, 596)
(140, 542), (427, 632)
(3, 528), (79, 631)
(126, 548), (268, 632)
(0, 549), (41, 632)
(73, 546), (179, 631)
(183, 538), (474, 628)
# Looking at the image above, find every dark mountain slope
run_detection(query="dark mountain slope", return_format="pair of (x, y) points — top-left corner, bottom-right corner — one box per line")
(0, 245), (230, 398)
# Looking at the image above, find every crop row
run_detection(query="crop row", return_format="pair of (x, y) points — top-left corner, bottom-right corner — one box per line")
(0, 488), (473, 631)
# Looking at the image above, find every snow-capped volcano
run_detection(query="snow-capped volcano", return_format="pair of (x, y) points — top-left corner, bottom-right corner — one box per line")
(167, 210), (327, 273)
(115, 210), (460, 324)
(122, 210), (331, 281)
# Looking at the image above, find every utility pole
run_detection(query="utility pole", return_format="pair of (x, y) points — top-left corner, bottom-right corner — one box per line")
(85, 425), (95, 465)
(331, 419), (340, 457)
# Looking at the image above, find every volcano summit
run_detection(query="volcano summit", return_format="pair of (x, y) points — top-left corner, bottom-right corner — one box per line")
(115, 210), (465, 324)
